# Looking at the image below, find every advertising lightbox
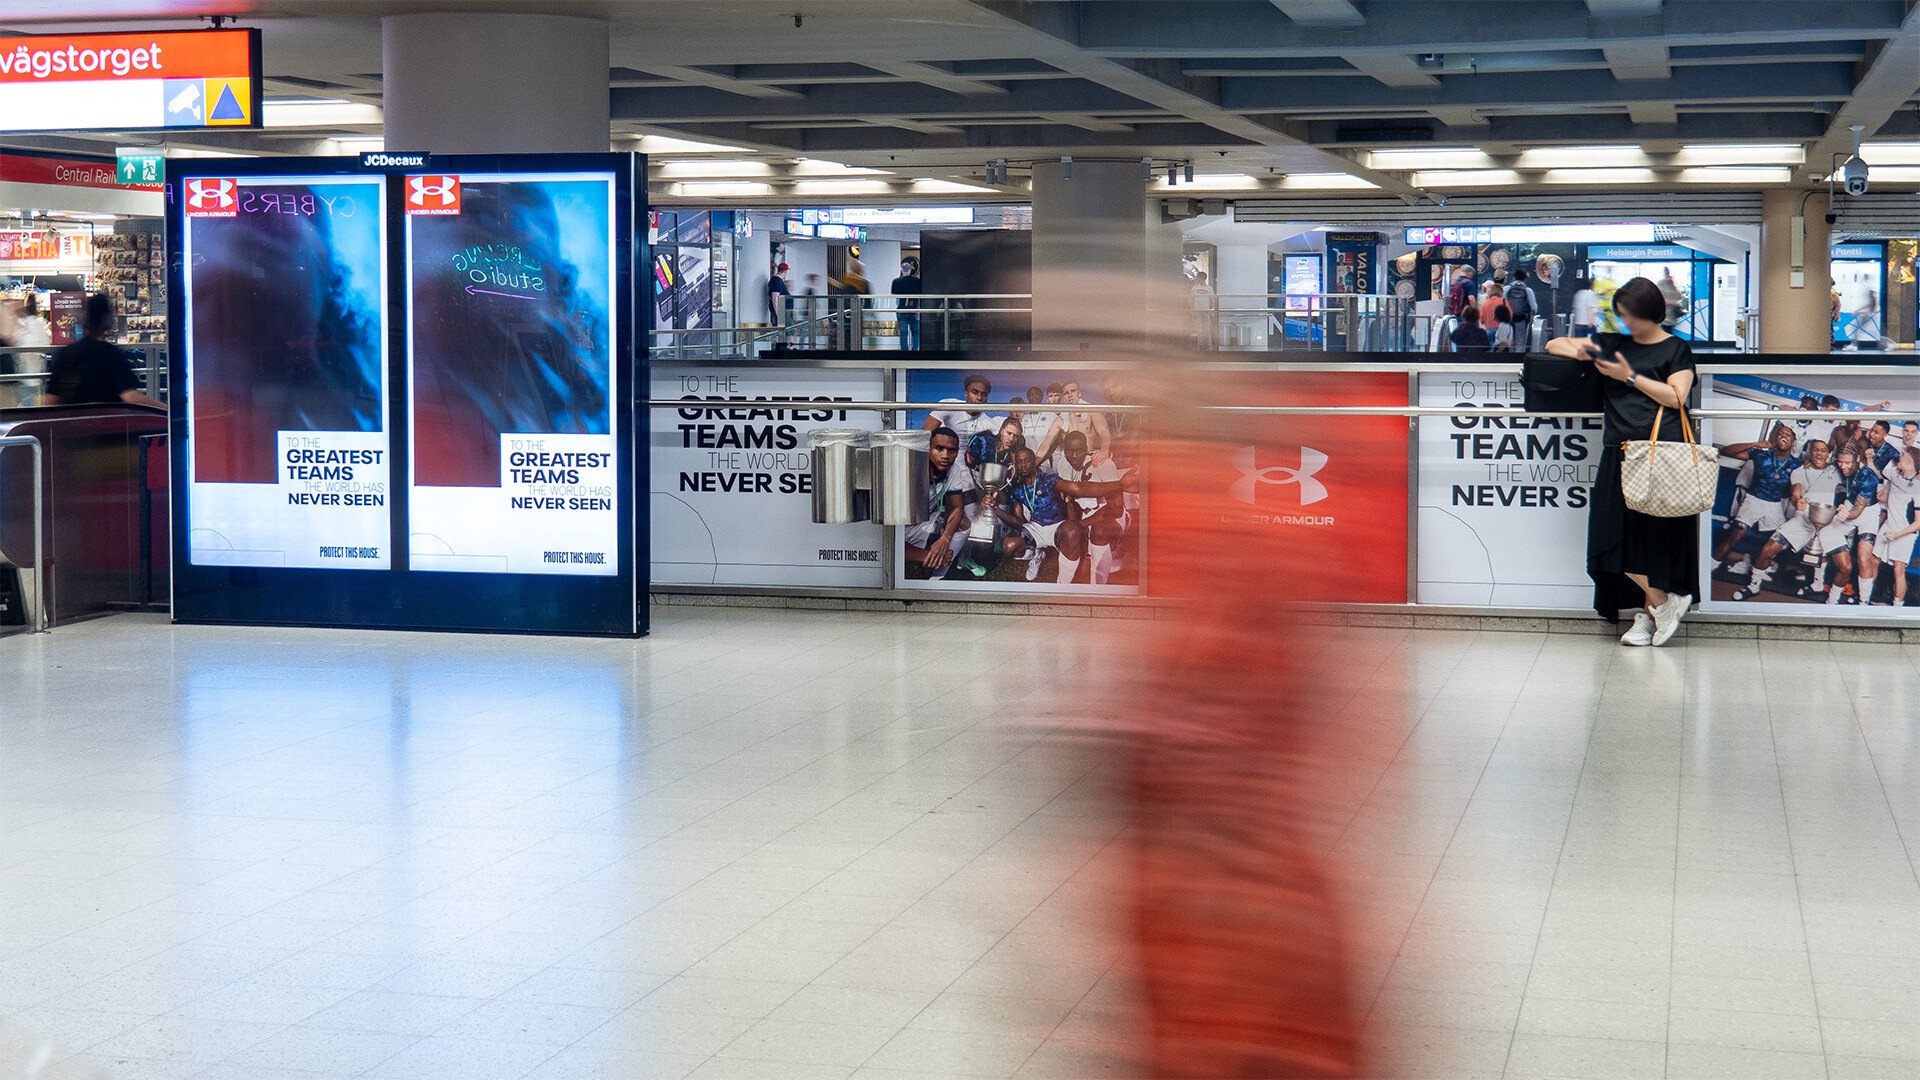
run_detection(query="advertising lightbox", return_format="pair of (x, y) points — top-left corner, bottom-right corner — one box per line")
(168, 153), (644, 636)
(403, 170), (621, 576)
(0, 29), (261, 133)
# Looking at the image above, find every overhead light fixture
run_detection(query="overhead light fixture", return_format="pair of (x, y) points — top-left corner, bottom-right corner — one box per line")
(657, 160), (773, 179)
(1184, 160), (1194, 183)
(1517, 146), (1649, 168)
(1863, 165), (1920, 181)
(1061, 155), (1072, 179)
(1167, 163), (1179, 186)
(1676, 143), (1804, 166)
(633, 134), (751, 154)
(1410, 168), (1520, 187)
(911, 179), (994, 194)
(1278, 173), (1378, 189)
(1679, 166), (1791, 183)
(1369, 147), (1492, 170)
(1142, 156), (1153, 181)
(1862, 143), (1920, 165)
(1154, 173), (1259, 191)
(671, 181), (774, 198)
(1541, 167), (1657, 184)
(790, 179), (893, 196)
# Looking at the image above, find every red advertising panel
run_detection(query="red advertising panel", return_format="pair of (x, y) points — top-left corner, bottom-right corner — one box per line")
(1148, 371), (1409, 604)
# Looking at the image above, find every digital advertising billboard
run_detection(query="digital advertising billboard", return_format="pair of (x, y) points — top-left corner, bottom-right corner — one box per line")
(403, 170), (620, 575)
(168, 153), (642, 636)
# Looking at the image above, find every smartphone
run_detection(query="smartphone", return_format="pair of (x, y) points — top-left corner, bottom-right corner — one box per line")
(1583, 343), (1607, 361)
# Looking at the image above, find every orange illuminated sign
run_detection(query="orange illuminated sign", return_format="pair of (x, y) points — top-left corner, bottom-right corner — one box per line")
(0, 29), (260, 133)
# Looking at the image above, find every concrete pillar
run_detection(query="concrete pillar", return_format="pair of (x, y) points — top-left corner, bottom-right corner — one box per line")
(1029, 159), (1169, 348)
(1757, 189), (1832, 354)
(381, 13), (610, 155)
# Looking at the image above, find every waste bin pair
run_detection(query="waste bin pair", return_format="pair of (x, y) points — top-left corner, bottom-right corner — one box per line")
(809, 429), (929, 525)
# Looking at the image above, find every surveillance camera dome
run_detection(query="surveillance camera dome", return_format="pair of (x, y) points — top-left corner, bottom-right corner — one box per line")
(1842, 157), (1869, 196)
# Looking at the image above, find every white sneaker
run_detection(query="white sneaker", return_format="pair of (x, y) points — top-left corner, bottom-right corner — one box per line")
(1024, 552), (1043, 581)
(1620, 611), (1654, 646)
(1651, 593), (1691, 646)
(1725, 557), (1752, 577)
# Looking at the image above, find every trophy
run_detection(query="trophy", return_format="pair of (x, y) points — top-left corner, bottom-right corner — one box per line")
(954, 432), (1013, 577)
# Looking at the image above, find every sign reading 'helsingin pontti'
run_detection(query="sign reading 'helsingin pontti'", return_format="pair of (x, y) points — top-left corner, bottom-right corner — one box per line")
(0, 29), (260, 134)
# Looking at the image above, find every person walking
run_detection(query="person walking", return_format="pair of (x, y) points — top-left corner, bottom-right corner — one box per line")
(1478, 280), (1503, 331)
(43, 294), (163, 408)
(890, 258), (923, 350)
(1504, 269), (1536, 351)
(1570, 277), (1600, 338)
(1545, 277), (1698, 645)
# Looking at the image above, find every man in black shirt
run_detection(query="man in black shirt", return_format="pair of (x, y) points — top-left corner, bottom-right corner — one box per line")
(891, 258), (923, 350)
(44, 294), (161, 408)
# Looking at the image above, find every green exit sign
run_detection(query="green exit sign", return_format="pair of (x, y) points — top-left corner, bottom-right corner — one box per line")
(115, 148), (164, 187)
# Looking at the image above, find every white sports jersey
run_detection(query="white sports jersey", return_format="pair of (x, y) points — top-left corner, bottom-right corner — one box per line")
(926, 401), (1005, 442)
(1884, 470), (1919, 530)
(1791, 464), (1844, 509)
(1052, 450), (1122, 514)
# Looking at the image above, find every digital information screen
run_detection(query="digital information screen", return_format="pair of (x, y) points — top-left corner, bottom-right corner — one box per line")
(181, 174), (391, 569)
(168, 153), (642, 636)
(404, 171), (620, 575)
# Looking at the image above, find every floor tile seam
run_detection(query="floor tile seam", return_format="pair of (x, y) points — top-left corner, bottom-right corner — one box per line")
(1498, 641), (1622, 1077)
(1762, 683), (1837, 1080)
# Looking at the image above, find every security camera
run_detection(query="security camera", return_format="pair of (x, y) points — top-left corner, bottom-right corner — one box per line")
(1842, 156), (1869, 197)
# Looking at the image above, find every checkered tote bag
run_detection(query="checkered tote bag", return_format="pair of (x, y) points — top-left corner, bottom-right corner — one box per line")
(1621, 406), (1717, 518)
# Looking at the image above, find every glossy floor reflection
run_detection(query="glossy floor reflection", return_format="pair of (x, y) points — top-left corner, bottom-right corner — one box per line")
(3, 609), (1920, 1079)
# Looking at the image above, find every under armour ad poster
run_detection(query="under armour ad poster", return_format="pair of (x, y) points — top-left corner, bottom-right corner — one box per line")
(1702, 373), (1920, 615)
(181, 174), (390, 569)
(404, 171), (619, 575)
(653, 366), (887, 587)
(1147, 371), (1408, 605)
(898, 369), (1142, 594)
(1416, 373), (1600, 608)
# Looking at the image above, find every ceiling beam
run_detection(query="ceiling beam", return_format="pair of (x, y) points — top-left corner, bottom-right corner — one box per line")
(864, 60), (1007, 96)
(1627, 102), (1680, 124)
(1269, 0), (1365, 28)
(1343, 52), (1441, 89)
(1038, 113), (1135, 133)
(1806, 0), (1920, 180)
(1219, 61), (1853, 111)
(1602, 41), (1673, 80)
(1586, 0), (1664, 13)
(612, 79), (1149, 124)
(964, 0), (1427, 199)
(640, 65), (801, 100)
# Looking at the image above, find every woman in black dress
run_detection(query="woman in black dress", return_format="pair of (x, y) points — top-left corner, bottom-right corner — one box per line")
(1544, 277), (1699, 646)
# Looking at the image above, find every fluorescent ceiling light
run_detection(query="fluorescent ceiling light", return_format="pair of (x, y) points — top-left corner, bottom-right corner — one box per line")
(1412, 169), (1520, 187)
(1279, 173), (1377, 189)
(268, 97), (349, 106)
(1865, 166), (1920, 181)
(1542, 167), (1657, 184)
(1519, 146), (1649, 168)
(793, 159), (891, 177)
(1862, 143), (1920, 165)
(1679, 166), (1791, 183)
(1369, 147), (1493, 170)
(634, 134), (749, 154)
(1152, 173), (1260, 191)
(909, 179), (993, 194)
(1676, 144), (1804, 165)
(791, 179), (894, 196)
(264, 101), (382, 128)
(671, 181), (773, 198)
(329, 136), (382, 151)
(657, 160), (772, 179)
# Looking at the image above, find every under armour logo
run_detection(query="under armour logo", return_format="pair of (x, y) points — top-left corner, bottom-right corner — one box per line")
(184, 178), (235, 209)
(1229, 445), (1328, 506)
(405, 175), (461, 214)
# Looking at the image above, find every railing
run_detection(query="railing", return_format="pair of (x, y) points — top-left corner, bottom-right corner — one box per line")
(0, 342), (168, 404)
(778, 293), (1032, 353)
(0, 433), (45, 633)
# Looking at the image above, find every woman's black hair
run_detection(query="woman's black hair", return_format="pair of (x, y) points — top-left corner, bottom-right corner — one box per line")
(1611, 276), (1666, 324)
(1493, 303), (1512, 324)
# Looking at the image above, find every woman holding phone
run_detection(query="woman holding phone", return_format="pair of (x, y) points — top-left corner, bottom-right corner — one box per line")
(1545, 277), (1698, 646)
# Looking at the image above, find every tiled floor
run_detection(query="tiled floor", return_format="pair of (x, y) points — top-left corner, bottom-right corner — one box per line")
(3, 607), (1920, 1079)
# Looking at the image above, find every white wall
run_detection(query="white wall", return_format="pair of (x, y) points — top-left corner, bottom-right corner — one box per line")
(733, 216), (774, 325)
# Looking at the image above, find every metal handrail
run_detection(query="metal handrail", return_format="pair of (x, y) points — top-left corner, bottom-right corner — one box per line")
(645, 400), (1913, 422)
(0, 433), (46, 633)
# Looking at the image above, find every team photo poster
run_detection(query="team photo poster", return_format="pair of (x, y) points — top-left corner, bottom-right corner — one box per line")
(1703, 373), (1920, 614)
(899, 369), (1141, 594)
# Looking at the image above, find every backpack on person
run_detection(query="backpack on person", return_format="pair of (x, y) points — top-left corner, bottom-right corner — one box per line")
(1504, 280), (1533, 322)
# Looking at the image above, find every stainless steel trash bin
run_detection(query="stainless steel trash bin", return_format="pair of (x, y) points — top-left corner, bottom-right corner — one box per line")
(868, 430), (930, 526)
(809, 429), (869, 523)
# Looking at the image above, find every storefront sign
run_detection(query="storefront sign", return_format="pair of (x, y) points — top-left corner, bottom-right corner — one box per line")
(1832, 243), (1885, 261)
(0, 29), (260, 133)
(1416, 373), (1600, 609)
(48, 292), (84, 344)
(1409, 224), (1657, 245)
(0, 152), (127, 190)
(1326, 233), (1378, 295)
(653, 366), (887, 588)
(0, 229), (90, 263)
(837, 207), (974, 226)
(1587, 244), (1693, 262)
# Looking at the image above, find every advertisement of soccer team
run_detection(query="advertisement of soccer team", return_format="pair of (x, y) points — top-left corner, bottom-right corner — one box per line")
(901, 370), (1143, 592)
(1704, 374), (1920, 612)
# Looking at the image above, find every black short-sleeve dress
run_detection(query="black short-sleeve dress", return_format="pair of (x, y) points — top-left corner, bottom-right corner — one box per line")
(1586, 332), (1700, 620)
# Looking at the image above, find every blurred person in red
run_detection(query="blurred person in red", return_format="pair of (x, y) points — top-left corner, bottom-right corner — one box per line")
(1043, 273), (1402, 1079)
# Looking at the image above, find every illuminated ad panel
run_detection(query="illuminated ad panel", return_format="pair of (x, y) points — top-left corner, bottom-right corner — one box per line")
(403, 171), (620, 575)
(0, 29), (260, 133)
(182, 175), (391, 569)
